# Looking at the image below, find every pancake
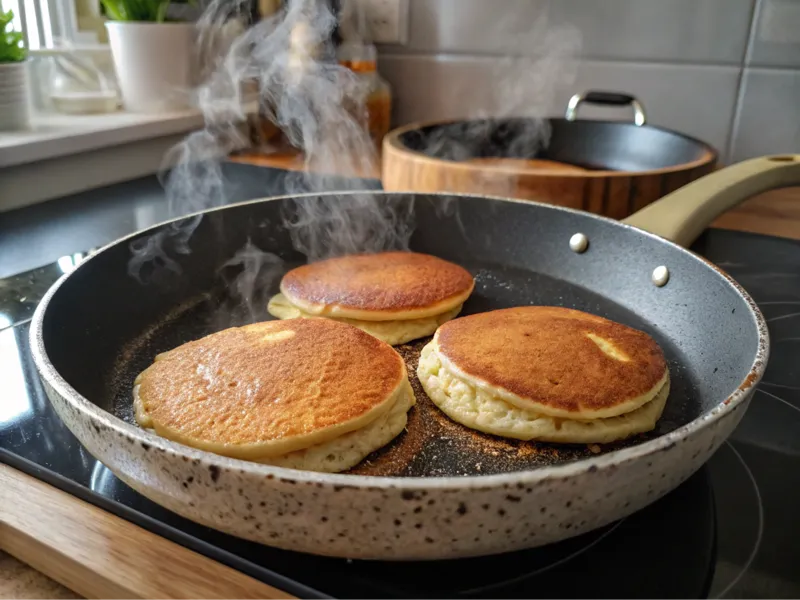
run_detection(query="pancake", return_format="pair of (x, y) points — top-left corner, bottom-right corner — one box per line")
(277, 251), (475, 320)
(417, 306), (669, 444)
(268, 251), (475, 345)
(258, 380), (414, 472)
(134, 318), (414, 470)
(268, 294), (462, 346)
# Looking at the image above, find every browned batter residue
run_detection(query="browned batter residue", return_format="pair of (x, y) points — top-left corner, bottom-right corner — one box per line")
(348, 337), (633, 477)
(281, 252), (474, 314)
(738, 370), (759, 393)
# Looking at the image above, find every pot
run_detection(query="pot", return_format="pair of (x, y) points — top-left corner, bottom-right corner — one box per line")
(382, 91), (718, 219)
(105, 21), (195, 113)
(0, 60), (31, 130)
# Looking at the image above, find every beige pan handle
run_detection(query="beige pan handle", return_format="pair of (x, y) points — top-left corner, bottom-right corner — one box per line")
(622, 154), (800, 247)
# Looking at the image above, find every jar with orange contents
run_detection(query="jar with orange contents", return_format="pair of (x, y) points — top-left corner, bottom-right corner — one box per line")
(337, 42), (392, 148)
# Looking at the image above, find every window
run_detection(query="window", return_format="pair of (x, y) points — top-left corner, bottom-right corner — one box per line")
(2, 0), (84, 50)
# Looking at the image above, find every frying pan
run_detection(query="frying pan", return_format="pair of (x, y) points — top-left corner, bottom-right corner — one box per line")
(30, 156), (796, 560)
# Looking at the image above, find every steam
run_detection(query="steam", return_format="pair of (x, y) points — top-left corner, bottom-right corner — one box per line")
(420, 7), (582, 198)
(129, 0), (413, 317)
(129, 0), (581, 325)
(217, 239), (284, 326)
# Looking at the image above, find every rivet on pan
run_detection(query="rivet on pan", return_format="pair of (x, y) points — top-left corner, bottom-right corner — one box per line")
(569, 233), (589, 253)
(652, 266), (670, 287)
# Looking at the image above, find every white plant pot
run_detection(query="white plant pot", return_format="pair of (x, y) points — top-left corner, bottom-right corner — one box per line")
(0, 61), (32, 131)
(106, 21), (195, 114)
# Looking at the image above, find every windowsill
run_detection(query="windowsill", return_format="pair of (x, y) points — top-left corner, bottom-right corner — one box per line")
(0, 110), (205, 168)
(0, 109), (209, 213)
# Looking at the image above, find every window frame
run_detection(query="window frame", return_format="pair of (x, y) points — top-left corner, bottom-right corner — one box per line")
(4, 0), (84, 50)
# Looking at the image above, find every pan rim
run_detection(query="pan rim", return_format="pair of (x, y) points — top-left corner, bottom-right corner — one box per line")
(29, 190), (769, 489)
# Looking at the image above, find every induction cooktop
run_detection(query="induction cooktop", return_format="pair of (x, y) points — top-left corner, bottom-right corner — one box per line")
(1, 163), (799, 598)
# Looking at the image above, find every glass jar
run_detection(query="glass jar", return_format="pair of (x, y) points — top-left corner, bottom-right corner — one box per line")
(31, 47), (120, 115)
(338, 42), (392, 148)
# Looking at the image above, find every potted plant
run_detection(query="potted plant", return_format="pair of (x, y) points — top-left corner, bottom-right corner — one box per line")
(102, 0), (196, 113)
(0, 9), (30, 130)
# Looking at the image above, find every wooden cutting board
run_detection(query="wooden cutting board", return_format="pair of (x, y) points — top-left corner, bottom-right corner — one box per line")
(0, 464), (294, 599)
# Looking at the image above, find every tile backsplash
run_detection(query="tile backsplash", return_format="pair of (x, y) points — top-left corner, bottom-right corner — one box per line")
(376, 0), (800, 163)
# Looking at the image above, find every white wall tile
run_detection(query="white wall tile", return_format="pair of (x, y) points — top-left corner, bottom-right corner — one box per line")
(380, 55), (739, 158)
(390, 0), (754, 64)
(730, 68), (800, 162)
(747, 0), (800, 67)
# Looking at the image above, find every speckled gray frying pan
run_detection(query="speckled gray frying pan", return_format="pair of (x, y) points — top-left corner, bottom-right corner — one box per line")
(30, 156), (798, 560)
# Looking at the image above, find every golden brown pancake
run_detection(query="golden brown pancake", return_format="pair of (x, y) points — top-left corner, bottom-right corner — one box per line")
(268, 251), (475, 345)
(134, 318), (409, 461)
(278, 251), (475, 321)
(430, 306), (668, 420)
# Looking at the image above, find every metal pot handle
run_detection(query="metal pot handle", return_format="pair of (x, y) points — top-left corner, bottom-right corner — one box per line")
(565, 91), (647, 126)
(623, 155), (800, 247)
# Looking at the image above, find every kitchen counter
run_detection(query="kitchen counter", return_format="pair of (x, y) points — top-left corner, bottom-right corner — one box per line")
(0, 552), (79, 599)
(1, 154), (798, 598)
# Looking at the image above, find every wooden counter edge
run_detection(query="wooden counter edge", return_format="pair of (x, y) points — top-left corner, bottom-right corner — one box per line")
(0, 463), (294, 600)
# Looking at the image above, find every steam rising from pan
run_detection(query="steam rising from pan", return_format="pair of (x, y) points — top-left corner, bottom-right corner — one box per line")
(420, 7), (581, 197)
(216, 239), (285, 327)
(128, 0), (580, 323)
(129, 0), (413, 290)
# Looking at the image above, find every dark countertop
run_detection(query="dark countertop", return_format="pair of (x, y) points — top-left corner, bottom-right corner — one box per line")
(0, 163), (340, 280)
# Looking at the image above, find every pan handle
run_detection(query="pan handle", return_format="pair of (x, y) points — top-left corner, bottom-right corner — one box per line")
(565, 91), (647, 126)
(622, 154), (800, 247)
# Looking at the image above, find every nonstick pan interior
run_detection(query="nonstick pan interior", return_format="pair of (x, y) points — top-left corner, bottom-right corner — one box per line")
(39, 193), (761, 478)
(398, 118), (715, 172)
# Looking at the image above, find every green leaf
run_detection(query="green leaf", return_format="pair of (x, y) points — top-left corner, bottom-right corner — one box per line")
(100, 0), (124, 20)
(99, 0), (186, 21)
(155, 0), (170, 23)
(0, 9), (26, 62)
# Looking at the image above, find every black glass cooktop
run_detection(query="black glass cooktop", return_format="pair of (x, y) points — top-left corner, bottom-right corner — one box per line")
(1, 165), (799, 598)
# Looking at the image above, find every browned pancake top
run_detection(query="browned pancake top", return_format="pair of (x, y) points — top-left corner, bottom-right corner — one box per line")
(136, 318), (405, 447)
(435, 306), (667, 414)
(281, 252), (475, 314)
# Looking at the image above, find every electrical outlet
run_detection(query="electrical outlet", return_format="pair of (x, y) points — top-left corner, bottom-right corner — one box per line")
(352, 0), (409, 45)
